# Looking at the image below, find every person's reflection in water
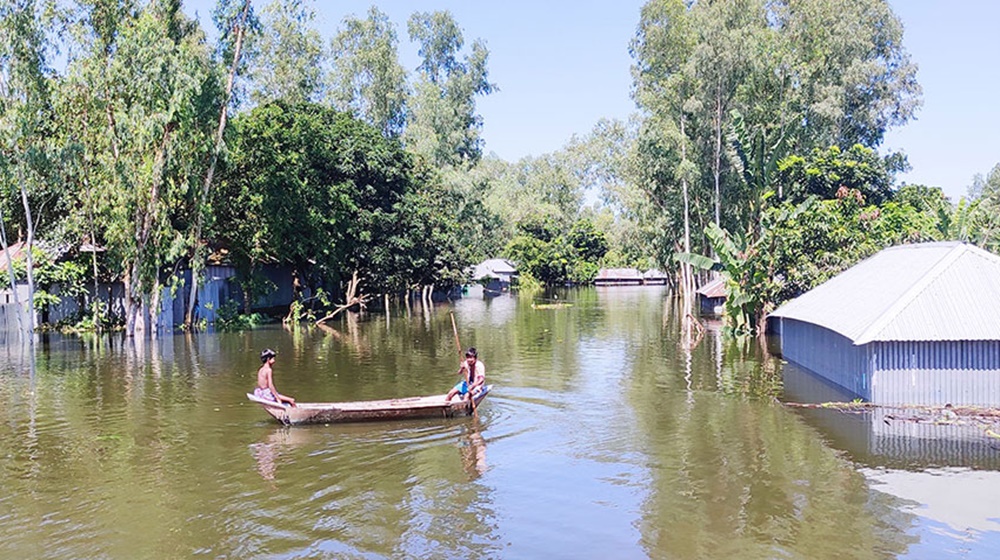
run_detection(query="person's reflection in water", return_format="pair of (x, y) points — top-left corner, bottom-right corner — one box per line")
(250, 428), (302, 485)
(250, 440), (279, 483)
(461, 429), (488, 480)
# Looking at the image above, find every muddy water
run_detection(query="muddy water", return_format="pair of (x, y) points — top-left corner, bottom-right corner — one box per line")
(0, 286), (996, 558)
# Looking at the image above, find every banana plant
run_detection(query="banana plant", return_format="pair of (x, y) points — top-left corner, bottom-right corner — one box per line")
(676, 197), (816, 336)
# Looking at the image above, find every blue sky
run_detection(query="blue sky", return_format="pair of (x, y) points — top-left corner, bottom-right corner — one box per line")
(184, 0), (999, 202)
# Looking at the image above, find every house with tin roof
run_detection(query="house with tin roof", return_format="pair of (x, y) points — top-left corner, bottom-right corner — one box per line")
(594, 268), (644, 286)
(696, 276), (727, 315)
(768, 242), (1000, 406)
(470, 258), (518, 293)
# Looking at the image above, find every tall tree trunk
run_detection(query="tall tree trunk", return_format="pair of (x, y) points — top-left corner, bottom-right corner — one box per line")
(186, 0), (252, 329)
(124, 268), (139, 336)
(680, 115), (694, 307)
(149, 276), (161, 335)
(18, 165), (36, 334)
(125, 126), (172, 336)
(84, 180), (101, 332)
(713, 81), (723, 227)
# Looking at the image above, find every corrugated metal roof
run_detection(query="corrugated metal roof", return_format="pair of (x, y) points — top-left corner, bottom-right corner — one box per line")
(696, 276), (727, 298)
(769, 242), (1000, 344)
(471, 258), (517, 281)
(595, 268), (643, 280)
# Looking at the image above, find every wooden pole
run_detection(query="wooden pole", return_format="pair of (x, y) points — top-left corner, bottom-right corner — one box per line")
(450, 312), (477, 417)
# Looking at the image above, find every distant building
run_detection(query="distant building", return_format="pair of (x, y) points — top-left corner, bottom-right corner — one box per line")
(642, 269), (668, 285)
(594, 268), (643, 286)
(471, 259), (518, 293)
(768, 242), (1000, 406)
(696, 276), (727, 315)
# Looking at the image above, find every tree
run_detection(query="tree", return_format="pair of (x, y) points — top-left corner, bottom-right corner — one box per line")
(690, 0), (755, 227)
(245, 0), (324, 106)
(0, 0), (69, 334)
(213, 101), (459, 314)
(777, 144), (894, 205)
(185, 0), (255, 329)
(64, 0), (221, 335)
(630, 0), (701, 302)
(628, 0), (922, 316)
(776, 0), (922, 148)
(328, 6), (408, 137)
(405, 10), (496, 168)
(965, 164), (1000, 253)
(504, 217), (608, 286)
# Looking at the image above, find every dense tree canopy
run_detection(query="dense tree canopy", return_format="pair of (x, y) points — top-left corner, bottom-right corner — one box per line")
(0, 0), (997, 339)
(212, 101), (460, 304)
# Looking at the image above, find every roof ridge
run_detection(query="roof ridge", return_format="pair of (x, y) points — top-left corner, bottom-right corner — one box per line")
(852, 243), (969, 345)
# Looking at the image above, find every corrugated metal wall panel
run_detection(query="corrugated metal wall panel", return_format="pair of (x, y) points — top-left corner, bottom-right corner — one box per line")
(779, 318), (871, 400)
(872, 340), (1000, 406)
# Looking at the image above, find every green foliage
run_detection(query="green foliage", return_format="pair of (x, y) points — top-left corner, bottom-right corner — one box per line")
(216, 299), (266, 331)
(689, 189), (948, 336)
(405, 10), (496, 168)
(625, 0), (923, 294)
(777, 144), (894, 205)
(512, 270), (542, 294)
(246, 0), (325, 105)
(505, 218), (608, 286)
(11, 248), (88, 310)
(964, 164), (1000, 254)
(215, 101), (466, 302)
(66, 301), (115, 333)
(328, 6), (408, 137)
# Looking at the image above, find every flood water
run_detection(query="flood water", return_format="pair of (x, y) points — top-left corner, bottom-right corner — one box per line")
(1, 286), (998, 559)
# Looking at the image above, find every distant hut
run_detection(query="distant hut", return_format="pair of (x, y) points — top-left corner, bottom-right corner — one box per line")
(696, 276), (727, 315)
(594, 268), (643, 286)
(471, 258), (518, 293)
(768, 242), (1000, 406)
(642, 269), (668, 285)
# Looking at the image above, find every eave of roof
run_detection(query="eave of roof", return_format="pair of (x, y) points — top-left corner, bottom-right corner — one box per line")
(769, 242), (1000, 345)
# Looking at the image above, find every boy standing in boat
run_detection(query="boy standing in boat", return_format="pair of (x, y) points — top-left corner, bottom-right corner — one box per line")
(255, 348), (296, 407)
(447, 347), (485, 402)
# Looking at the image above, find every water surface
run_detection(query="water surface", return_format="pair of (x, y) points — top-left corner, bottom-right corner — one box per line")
(0, 286), (997, 558)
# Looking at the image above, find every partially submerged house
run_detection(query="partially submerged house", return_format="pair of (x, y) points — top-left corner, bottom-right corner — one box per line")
(594, 268), (644, 286)
(768, 242), (1000, 406)
(642, 269), (668, 285)
(471, 258), (518, 293)
(696, 276), (727, 315)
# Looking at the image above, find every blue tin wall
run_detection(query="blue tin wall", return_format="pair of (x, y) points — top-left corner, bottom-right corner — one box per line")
(778, 318), (872, 400)
(780, 317), (1000, 406)
(871, 340), (1000, 406)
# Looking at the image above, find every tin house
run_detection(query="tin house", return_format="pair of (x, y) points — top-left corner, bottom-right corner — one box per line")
(768, 242), (1000, 406)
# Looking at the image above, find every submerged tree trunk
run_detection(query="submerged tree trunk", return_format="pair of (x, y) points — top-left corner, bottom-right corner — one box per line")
(679, 115), (696, 312)
(149, 276), (162, 335)
(315, 270), (370, 325)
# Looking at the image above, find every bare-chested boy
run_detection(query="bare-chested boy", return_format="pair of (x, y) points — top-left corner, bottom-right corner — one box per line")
(254, 348), (296, 407)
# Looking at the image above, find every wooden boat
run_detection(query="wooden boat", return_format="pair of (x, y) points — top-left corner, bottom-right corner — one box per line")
(246, 385), (493, 426)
